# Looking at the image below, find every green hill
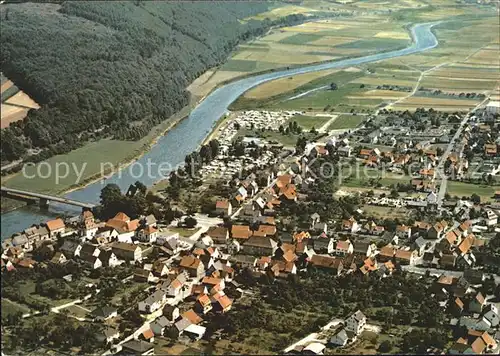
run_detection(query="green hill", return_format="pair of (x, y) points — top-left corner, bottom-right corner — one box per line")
(0, 1), (307, 163)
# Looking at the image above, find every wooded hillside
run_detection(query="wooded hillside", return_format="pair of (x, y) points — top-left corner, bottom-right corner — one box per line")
(0, 1), (308, 164)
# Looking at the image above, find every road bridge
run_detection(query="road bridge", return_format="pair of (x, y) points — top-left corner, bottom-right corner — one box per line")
(1, 186), (96, 209)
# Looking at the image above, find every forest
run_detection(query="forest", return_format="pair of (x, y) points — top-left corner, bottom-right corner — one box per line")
(0, 1), (311, 164)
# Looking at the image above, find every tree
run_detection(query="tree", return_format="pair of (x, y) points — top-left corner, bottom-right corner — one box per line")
(184, 216), (198, 228)
(389, 189), (399, 198)
(330, 82), (338, 90)
(470, 193), (481, 205)
(134, 181), (147, 195)
(100, 183), (122, 207)
(208, 139), (220, 157)
(378, 340), (392, 353)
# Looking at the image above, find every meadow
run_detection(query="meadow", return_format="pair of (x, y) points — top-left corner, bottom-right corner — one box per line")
(292, 114), (333, 130)
(328, 114), (365, 130)
(446, 181), (497, 202)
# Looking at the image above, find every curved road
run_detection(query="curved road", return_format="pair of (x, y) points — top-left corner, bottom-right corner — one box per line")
(1, 22), (440, 238)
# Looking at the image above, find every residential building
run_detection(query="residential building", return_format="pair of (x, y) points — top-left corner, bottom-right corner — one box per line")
(179, 255), (205, 278)
(111, 242), (142, 262)
(353, 241), (372, 257)
(334, 240), (353, 256)
(345, 310), (367, 335)
(45, 218), (66, 238)
(138, 290), (166, 314)
(242, 236), (278, 256)
(206, 226), (229, 245)
(308, 255), (343, 275)
(394, 249), (417, 265)
(469, 292), (485, 314)
(90, 306), (118, 321)
(215, 200), (232, 217)
(137, 225), (159, 243)
(231, 225), (252, 241)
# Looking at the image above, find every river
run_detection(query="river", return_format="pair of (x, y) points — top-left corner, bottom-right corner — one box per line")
(0, 22), (439, 239)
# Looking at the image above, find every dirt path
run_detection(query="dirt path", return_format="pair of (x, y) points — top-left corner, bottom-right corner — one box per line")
(318, 114), (338, 133)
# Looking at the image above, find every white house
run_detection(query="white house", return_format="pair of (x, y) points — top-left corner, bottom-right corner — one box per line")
(427, 191), (438, 205)
(95, 227), (119, 244)
(345, 310), (366, 335)
(161, 278), (184, 298)
(102, 327), (120, 344)
(138, 290), (166, 314)
(156, 231), (180, 246)
(334, 240), (353, 256)
(330, 328), (349, 347)
(137, 226), (159, 243)
(483, 304), (499, 327)
(88, 257), (102, 269)
(150, 316), (171, 336)
(484, 209), (498, 226)
(106, 252), (122, 268)
(183, 324), (206, 341)
(91, 306), (118, 321)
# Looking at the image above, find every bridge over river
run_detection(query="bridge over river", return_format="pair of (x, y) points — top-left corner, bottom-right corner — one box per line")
(1, 186), (96, 210)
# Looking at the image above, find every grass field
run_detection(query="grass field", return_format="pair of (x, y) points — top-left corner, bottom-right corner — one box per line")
(244, 69), (338, 99)
(328, 114), (365, 130)
(446, 181), (497, 202)
(361, 205), (411, 220)
(291, 114), (333, 130)
(1, 298), (30, 317)
(2, 139), (149, 194)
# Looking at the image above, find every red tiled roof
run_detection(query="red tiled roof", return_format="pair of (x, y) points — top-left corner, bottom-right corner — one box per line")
(182, 309), (203, 325)
(216, 200), (230, 209)
(180, 255), (201, 269)
(231, 225), (251, 239)
(46, 218), (65, 231)
(142, 329), (154, 340)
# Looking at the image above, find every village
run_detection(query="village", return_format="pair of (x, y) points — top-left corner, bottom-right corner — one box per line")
(1, 100), (499, 355)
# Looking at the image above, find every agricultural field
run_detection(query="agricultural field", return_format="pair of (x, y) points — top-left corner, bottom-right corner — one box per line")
(1, 73), (40, 129)
(195, 1), (498, 113)
(391, 96), (481, 112)
(244, 69), (338, 99)
(222, 11), (417, 78)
